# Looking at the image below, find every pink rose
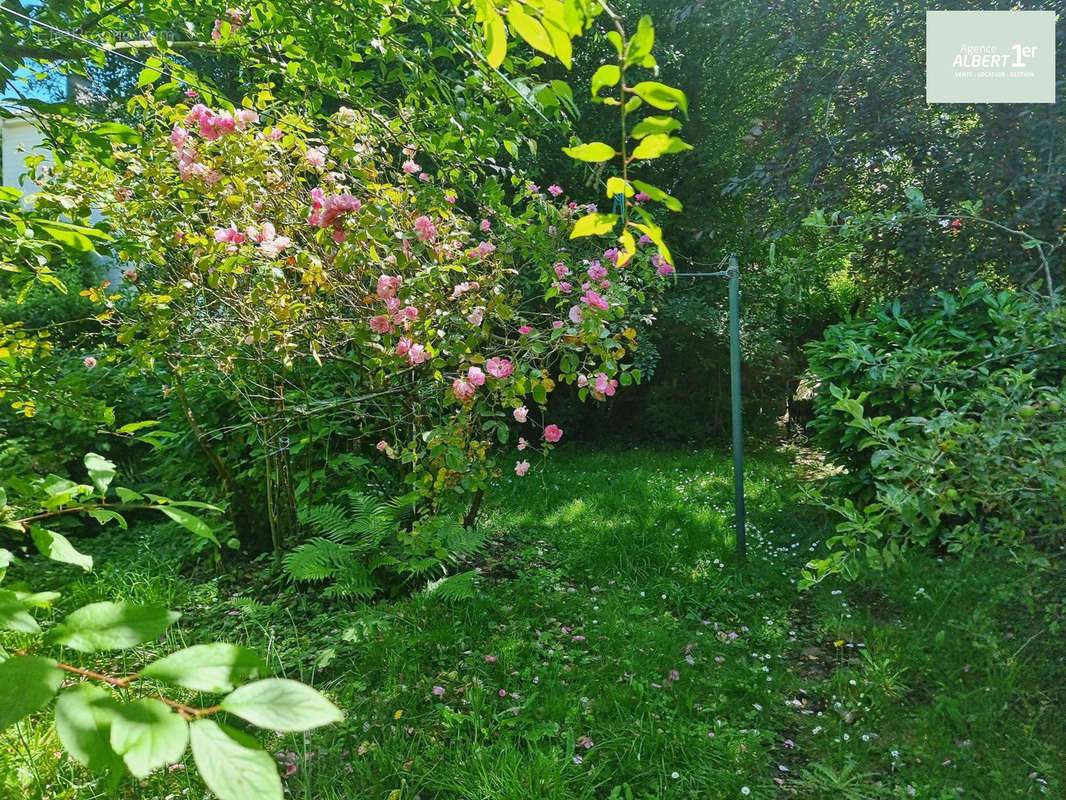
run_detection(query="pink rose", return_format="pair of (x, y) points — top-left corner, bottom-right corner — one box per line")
(513, 406), (528, 423)
(480, 219), (491, 232)
(395, 337), (412, 357)
(588, 263), (608, 281)
(467, 306), (485, 326)
(581, 290), (609, 311)
(402, 159), (420, 174)
(377, 274), (402, 299)
(517, 437), (528, 451)
(518, 325), (533, 335)
(467, 366), (486, 387)
(83, 356), (97, 370)
(485, 357), (514, 379)
(234, 108), (259, 128)
(413, 215), (437, 243)
(544, 424), (563, 443)
(376, 440), (388, 451)
(547, 184), (563, 197)
(568, 305), (584, 324)
(453, 378), (476, 403)
(515, 460), (531, 476)
(553, 262), (570, 278)
(369, 315), (392, 334)
(304, 146), (328, 168)
(407, 343), (428, 365)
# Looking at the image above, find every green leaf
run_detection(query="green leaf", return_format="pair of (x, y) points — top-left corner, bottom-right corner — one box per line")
(220, 678), (343, 732)
(0, 655), (64, 731)
(88, 509), (128, 529)
(632, 180), (683, 212)
(629, 116), (681, 139)
(155, 506), (220, 546)
(92, 123), (141, 144)
(49, 602), (181, 652)
(631, 134), (693, 160)
(626, 15), (654, 66)
(84, 453), (117, 493)
(561, 141), (616, 162)
(0, 588), (40, 633)
(141, 644), (267, 693)
(55, 684), (125, 776)
(114, 487), (144, 503)
(137, 67), (162, 86)
(570, 213), (619, 239)
(590, 65), (620, 98)
(606, 30), (623, 57)
(109, 698), (189, 778)
(532, 383), (548, 404)
(484, 8), (506, 69)
(631, 82), (688, 114)
(30, 525), (93, 571)
(190, 720), (283, 800)
(507, 4), (554, 58)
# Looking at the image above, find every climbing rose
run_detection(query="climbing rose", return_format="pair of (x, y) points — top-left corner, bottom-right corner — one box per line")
(377, 274), (402, 299)
(453, 378), (476, 403)
(395, 337), (412, 357)
(515, 460), (531, 476)
(402, 159), (420, 174)
(653, 254), (675, 276)
(581, 290), (609, 311)
(214, 223), (246, 251)
(407, 343), (429, 365)
(553, 262), (570, 278)
(83, 356), (97, 370)
(555, 281), (572, 294)
(588, 263), (608, 281)
(246, 221), (291, 258)
(304, 146), (328, 168)
(568, 305), (584, 324)
(513, 406), (529, 423)
(414, 215), (437, 243)
(577, 374), (588, 388)
(518, 325), (533, 335)
(517, 437), (528, 451)
(376, 440), (388, 451)
(467, 366), (486, 387)
(552, 320), (564, 329)
(485, 357), (514, 379)
(467, 307), (485, 326)
(480, 219), (491, 232)
(308, 191), (361, 228)
(548, 184), (563, 196)
(233, 109), (259, 128)
(369, 315), (392, 334)
(544, 424), (563, 443)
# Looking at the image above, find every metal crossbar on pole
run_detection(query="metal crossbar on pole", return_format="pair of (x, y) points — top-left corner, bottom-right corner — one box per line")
(677, 254), (746, 563)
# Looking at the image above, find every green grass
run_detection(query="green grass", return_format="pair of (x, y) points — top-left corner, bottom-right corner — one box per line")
(3, 444), (1064, 799)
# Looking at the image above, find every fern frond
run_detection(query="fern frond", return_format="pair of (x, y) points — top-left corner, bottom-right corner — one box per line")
(324, 560), (378, 599)
(299, 502), (356, 543)
(282, 537), (352, 581)
(423, 570), (478, 602)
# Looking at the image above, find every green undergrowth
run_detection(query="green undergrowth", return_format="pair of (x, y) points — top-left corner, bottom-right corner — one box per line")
(3, 444), (1063, 799)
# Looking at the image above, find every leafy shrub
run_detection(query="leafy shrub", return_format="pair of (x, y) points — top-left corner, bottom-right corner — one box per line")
(802, 283), (1066, 583)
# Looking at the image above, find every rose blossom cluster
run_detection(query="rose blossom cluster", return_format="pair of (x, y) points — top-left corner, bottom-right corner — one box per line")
(308, 188), (362, 242)
(211, 7), (244, 40)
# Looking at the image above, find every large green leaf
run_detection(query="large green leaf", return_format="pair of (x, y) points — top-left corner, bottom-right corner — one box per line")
(49, 602), (181, 652)
(141, 644), (267, 693)
(569, 213), (619, 239)
(220, 678), (343, 732)
(0, 588), (39, 633)
(631, 134), (693, 160)
(84, 452), (117, 494)
(631, 180), (683, 212)
(30, 525), (93, 571)
(561, 142), (616, 162)
(631, 82), (688, 114)
(0, 655), (64, 731)
(590, 65), (620, 98)
(55, 684), (125, 776)
(190, 719), (283, 800)
(109, 698), (189, 778)
(154, 506), (220, 546)
(507, 4), (554, 58)
(629, 116), (681, 139)
(483, 6), (506, 69)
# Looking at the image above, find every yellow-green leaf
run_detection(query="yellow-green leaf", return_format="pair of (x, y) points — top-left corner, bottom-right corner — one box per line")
(630, 115), (681, 139)
(617, 229), (636, 267)
(570, 213), (619, 238)
(605, 177), (633, 198)
(562, 142), (616, 162)
(631, 82), (688, 114)
(484, 9), (507, 69)
(507, 4), (554, 58)
(631, 133), (693, 160)
(631, 179), (682, 212)
(590, 65), (620, 98)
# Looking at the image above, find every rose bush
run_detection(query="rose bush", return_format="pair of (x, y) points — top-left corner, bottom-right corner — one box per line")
(49, 93), (674, 558)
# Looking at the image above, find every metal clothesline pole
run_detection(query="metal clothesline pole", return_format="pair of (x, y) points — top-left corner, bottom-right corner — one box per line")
(677, 253), (746, 564)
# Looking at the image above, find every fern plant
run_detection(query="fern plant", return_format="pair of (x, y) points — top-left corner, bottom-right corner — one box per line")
(282, 490), (484, 600)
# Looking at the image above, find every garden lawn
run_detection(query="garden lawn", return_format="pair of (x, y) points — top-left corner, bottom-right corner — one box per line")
(3, 445), (1064, 799)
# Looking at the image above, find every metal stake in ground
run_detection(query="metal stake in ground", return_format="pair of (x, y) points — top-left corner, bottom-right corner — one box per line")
(676, 254), (746, 563)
